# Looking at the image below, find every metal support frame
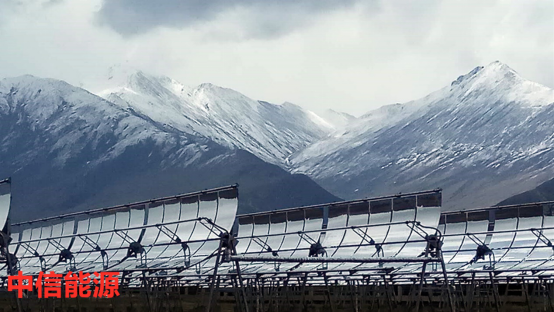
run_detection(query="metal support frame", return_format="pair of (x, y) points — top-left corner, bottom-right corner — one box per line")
(229, 259), (452, 311)
(532, 229), (554, 251)
(17, 242), (46, 272)
(466, 233), (496, 269)
(206, 229), (249, 312)
(0, 233), (18, 275)
(251, 237), (278, 256)
(406, 221), (455, 312)
(0, 178), (22, 312)
(12, 190), (554, 311)
(156, 224), (182, 243)
(198, 217), (227, 237)
(38, 238), (77, 271)
(250, 236), (281, 271)
(298, 232), (327, 257)
(76, 234), (108, 270)
(154, 224), (194, 268)
(351, 226), (383, 257)
(115, 230), (147, 267)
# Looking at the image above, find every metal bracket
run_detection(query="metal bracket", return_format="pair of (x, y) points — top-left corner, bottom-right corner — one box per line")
(77, 234), (102, 252)
(182, 242), (191, 267)
(298, 232), (326, 257)
(101, 250), (108, 270)
(155, 225), (192, 268)
(351, 226), (384, 257)
(44, 238), (75, 268)
(75, 235), (108, 270)
(406, 221), (439, 240)
(46, 238), (66, 252)
(156, 224), (182, 243)
(405, 221), (443, 258)
(114, 230), (147, 267)
(198, 217), (227, 237)
(115, 230), (136, 245)
(466, 233), (495, 269)
(18, 242), (40, 258)
(531, 229), (554, 251)
(18, 242), (47, 271)
(252, 237), (278, 256)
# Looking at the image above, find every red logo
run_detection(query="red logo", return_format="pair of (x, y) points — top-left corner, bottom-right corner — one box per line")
(8, 271), (120, 298)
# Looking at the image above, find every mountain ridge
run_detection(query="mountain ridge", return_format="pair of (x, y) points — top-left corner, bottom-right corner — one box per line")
(91, 67), (334, 166)
(497, 177), (554, 206)
(0, 75), (341, 222)
(290, 61), (554, 210)
(2, 60), (553, 219)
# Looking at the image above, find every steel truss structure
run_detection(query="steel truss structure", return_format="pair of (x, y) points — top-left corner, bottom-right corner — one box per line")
(0, 182), (552, 312)
(2, 185), (239, 284)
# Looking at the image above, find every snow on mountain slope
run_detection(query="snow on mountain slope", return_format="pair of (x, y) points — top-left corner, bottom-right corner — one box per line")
(93, 67), (332, 164)
(290, 61), (554, 210)
(318, 109), (357, 129)
(0, 75), (203, 167)
(3, 60), (552, 215)
(0, 75), (341, 220)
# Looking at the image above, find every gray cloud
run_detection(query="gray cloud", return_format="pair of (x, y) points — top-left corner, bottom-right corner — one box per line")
(0, 1), (17, 21)
(96, 0), (360, 38)
(43, 0), (64, 7)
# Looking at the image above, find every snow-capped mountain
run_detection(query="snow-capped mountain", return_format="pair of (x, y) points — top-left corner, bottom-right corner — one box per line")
(92, 66), (333, 165)
(290, 61), (554, 210)
(2, 60), (553, 219)
(0, 75), (339, 221)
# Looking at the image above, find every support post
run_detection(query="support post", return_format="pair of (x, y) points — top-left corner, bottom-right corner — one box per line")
(415, 262), (427, 312)
(2, 232), (22, 312)
(439, 250), (456, 312)
(206, 238), (224, 312)
(488, 271), (501, 312)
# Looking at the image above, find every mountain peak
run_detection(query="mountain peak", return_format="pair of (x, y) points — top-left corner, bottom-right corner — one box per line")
(479, 60), (519, 78)
(450, 60), (520, 88)
(486, 60), (514, 70)
(445, 61), (554, 108)
(85, 64), (179, 96)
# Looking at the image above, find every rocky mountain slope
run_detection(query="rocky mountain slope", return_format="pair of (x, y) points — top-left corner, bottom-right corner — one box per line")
(0, 75), (340, 222)
(290, 61), (554, 210)
(94, 66), (333, 165)
(2, 60), (553, 220)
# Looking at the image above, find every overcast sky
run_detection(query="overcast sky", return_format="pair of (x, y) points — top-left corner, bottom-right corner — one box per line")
(0, 0), (552, 116)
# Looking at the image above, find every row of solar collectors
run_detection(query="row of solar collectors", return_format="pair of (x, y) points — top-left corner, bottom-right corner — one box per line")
(7, 183), (554, 285)
(197, 191), (443, 278)
(101, 197), (554, 286)
(119, 198), (554, 283)
(72, 190), (442, 286)
(200, 198), (554, 283)
(437, 202), (554, 276)
(350, 202), (554, 279)
(3, 187), (238, 276)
